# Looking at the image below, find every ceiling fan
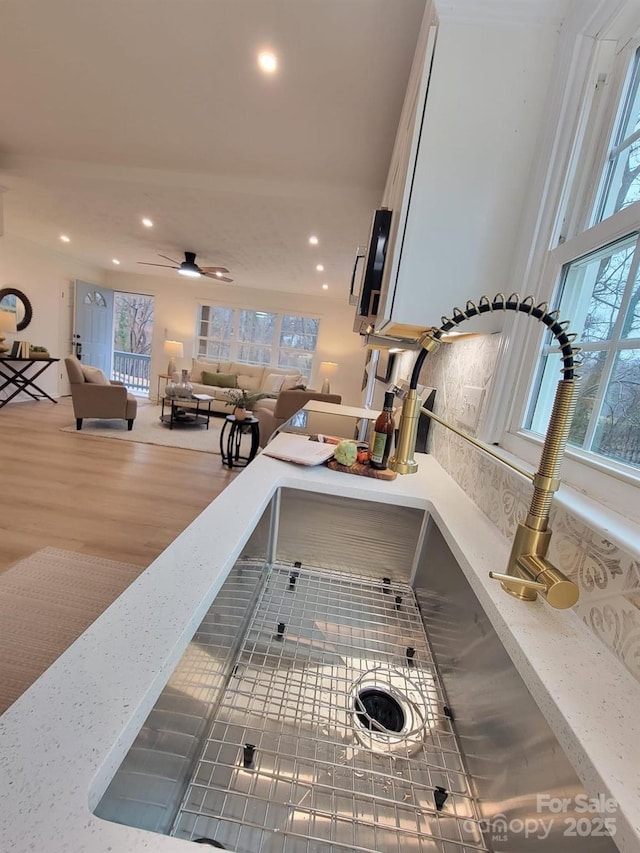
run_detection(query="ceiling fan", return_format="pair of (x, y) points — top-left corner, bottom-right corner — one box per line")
(138, 251), (233, 282)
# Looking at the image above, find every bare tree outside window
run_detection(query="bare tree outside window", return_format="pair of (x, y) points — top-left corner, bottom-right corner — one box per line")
(526, 46), (640, 474)
(114, 293), (154, 355)
(596, 49), (640, 222)
(279, 315), (319, 374)
(528, 235), (640, 469)
(112, 292), (155, 392)
(196, 306), (320, 380)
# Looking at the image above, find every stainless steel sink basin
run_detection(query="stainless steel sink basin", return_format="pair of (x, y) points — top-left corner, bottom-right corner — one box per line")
(171, 565), (483, 852)
(95, 489), (618, 853)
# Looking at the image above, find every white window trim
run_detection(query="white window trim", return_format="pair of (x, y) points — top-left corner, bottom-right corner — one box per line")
(479, 3), (640, 526)
(196, 303), (321, 378)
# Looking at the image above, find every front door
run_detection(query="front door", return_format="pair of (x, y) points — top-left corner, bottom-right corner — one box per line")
(73, 281), (114, 375)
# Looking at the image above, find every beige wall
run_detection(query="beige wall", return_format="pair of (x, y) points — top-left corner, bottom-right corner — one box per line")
(0, 235), (366, 405)
(104, 270), (366, 406)
(0, 234), (105, 399)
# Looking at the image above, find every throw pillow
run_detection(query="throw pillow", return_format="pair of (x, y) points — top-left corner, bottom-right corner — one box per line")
(281, 374), (300, 391)
(263, 373), (285, 393)
(201, 371), (238, 388)
(192, 359), (219, 382)
(80, 365), (110, 385)
(236, 373), (261, 391)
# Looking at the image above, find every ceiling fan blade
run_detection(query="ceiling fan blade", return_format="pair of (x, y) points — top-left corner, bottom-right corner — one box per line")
(200, 265), (230, 274)
(203, 271), (234, 283)
(137, 262), (177, 269)
(158, 253), (181, 265)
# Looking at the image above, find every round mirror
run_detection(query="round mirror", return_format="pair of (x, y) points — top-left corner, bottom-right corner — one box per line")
(0, 288), (33, 331)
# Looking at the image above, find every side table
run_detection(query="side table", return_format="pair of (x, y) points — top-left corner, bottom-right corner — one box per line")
(219, 414), (260, 468)
(156, 373), (171, 402)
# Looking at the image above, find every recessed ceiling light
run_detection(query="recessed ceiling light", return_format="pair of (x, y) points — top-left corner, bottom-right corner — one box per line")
(142, 217), (153, 228)
(60, 234), (70, 243)
(322, 283), (329, 290)
(258, 51), (277, 73)
(112, 258), (121, 265)
(316, 264), (324, 272)
(309, 235), (319, 245)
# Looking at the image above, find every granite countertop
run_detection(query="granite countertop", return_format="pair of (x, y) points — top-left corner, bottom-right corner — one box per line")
(1, 434), (639, 852)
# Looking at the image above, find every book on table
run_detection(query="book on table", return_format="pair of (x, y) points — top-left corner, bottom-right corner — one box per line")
(192, 393), (214, 401)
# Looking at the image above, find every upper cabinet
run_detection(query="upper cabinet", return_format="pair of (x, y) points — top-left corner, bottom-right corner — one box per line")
(373, 6), (563, 339)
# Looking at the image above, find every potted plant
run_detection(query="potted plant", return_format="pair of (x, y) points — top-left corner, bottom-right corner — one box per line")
(224, 388), (268, 420)
(29, 345), (50, 359)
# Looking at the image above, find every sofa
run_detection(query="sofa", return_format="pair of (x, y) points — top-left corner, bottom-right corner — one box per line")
(253, 389), (342, 445)
(182, 359), (304, 415)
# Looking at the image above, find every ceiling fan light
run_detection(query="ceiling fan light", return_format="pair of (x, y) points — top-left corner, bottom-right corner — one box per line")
(178, 267), (201, 278)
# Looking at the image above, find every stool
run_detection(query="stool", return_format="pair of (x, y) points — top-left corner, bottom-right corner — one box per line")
(220, 414), (260, 468)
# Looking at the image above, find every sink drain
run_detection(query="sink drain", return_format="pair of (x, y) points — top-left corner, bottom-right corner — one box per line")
(355, 688), (405, 733)
(349, 665), (438, 757)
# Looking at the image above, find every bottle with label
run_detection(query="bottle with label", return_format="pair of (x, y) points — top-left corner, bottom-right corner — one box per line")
(370, 391), (395, 469)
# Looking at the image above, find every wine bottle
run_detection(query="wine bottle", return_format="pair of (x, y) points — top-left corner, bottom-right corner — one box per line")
(370, 391), (395, 469)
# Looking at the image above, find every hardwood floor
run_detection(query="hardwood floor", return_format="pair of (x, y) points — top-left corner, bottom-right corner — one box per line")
(0, 397), (238, 575)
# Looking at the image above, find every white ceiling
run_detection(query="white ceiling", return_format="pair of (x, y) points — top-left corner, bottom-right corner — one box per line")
(0, 0), (427, 298)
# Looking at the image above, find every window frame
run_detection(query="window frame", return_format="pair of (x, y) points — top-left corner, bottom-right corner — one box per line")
(495, 20), (640, 523)
(502, 207), (640, 488)
(195, 303), (321, 380)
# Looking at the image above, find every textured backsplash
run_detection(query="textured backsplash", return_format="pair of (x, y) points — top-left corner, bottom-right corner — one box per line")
(407, 335), (640, 684)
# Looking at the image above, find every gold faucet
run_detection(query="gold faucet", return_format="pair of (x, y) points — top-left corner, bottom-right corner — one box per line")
(389, 294), (580, 610)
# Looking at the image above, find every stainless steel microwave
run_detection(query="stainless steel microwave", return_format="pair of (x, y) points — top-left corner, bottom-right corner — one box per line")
(350, 207), (392, 334)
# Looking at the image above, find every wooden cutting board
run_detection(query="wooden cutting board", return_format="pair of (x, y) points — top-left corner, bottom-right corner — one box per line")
(326, 459), (397, 480)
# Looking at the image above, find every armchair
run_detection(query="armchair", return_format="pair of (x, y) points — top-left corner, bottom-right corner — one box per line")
(64, 356), (138, 430)
(254, 389), (342, 446)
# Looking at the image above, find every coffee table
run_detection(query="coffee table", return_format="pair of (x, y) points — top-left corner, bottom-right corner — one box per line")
(160, 395), (213, 429)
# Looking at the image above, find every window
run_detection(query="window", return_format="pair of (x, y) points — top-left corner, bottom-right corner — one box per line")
(593, 49), (640, 223)
(278, 315), (320, 377)
(517, 38), (640, 483)
(196, 305), (320, 380)
(237, 310), (276, 365)
(198, 305), (234, 360)
(526, 234), (640, 469)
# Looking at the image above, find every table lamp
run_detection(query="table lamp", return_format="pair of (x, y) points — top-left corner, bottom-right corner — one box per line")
(0, 310), (17, 354)
(164, 340), (184, 376)
(319, 361), (338, 393)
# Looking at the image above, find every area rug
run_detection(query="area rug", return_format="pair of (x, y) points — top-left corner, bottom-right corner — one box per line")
(59, 403), (251, 454)
(0, 547), (142, 714)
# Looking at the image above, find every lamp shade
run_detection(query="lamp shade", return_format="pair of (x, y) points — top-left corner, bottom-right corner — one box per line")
(163, 340), (184, 358)
(319, 361), (338, 393)
(164, 339), (184, 377)
(0, 310), (17, 334)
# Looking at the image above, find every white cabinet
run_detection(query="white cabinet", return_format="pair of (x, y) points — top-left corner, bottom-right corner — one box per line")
(375, 13), (561, 339)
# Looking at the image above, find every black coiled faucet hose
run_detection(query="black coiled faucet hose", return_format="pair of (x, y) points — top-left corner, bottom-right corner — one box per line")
(410, 294), (577, 389)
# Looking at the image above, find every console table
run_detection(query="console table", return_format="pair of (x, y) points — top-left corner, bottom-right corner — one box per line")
(0, 356), (60, 408)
